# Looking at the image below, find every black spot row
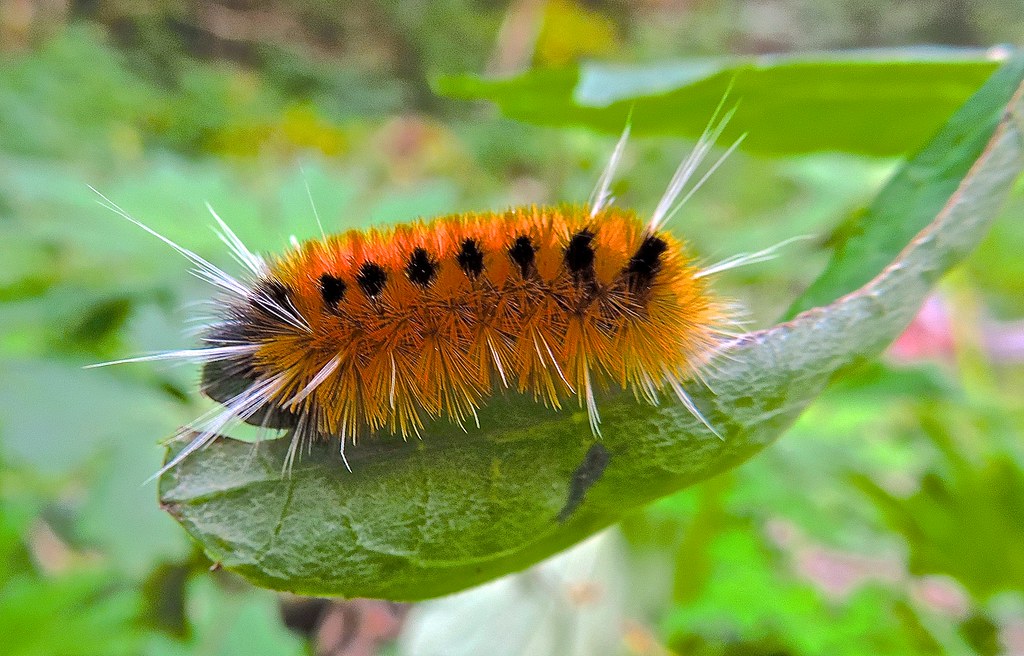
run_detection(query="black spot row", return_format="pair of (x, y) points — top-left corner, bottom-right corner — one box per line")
(314, 237), (513, 306)
(562, 228), (668, 294)
(314, 231), (669, 307)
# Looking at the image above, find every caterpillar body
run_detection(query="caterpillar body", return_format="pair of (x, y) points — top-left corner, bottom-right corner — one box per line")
(93, 105), (780, 476)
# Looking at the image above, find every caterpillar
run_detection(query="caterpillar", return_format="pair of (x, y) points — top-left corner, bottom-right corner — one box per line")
(92, 102), (784, 477)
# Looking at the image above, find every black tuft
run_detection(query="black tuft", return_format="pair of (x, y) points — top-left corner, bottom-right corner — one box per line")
(508, 235), (536, 278)
(355, 262), (387, 298)
(198, 341), (298, 431)
(625, 234), (668, 291)
(457, 238), (484, 278)
(252, 280), (293, 318)
(564, 229), (596, 277)
(319, 274), (347, 308)
(406, 247), (439, 287)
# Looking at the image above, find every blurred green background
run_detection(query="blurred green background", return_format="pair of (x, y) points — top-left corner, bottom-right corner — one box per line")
(2, 1), (1024, 654)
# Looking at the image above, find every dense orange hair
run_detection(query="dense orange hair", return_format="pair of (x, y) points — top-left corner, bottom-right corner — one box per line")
(200, 204), (727, 452)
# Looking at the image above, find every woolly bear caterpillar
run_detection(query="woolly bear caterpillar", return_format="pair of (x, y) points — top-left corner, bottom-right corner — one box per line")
(92, 99), (789, 479)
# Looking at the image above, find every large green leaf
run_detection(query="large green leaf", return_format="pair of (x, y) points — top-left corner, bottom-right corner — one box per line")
(435, 51), (1002, 156)
(159, 62), (1024, 601)
(785, 55), (1024, 317)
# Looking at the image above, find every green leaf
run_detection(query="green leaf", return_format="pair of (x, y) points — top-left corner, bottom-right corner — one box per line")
(435, 51), (1002, 156)
(854, 458), (1024, 601)
(785, 54), (1024, 318)
(0, 570), (142, 656)
(159, 61), (1024, 601)
(852, 405), (1024, 600)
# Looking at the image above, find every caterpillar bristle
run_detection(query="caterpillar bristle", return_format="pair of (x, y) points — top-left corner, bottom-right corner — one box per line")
(87, 186), (250, 300)
(649, 94), (739, 232)
(83, 344), (259, 369)
(695, 235), (813, 279)
(589, 121), (631, 217)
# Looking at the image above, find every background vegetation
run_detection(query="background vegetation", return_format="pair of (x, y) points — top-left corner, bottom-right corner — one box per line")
(1, 1), (1023, 654)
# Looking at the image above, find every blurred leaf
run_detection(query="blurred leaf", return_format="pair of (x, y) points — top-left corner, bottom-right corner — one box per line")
(65, 297), (134, 347)
(672, 475), (730, 604)
(0, 462), (144, 656)
(140, 560), (198, 639)
(145, 576), (306, 656)
(436, 50), (1003, 156)
(663, 530), (932, 655)
(0, 570), (142, 656)
(824, 361), (956, 402)
(158, 71), (1024, 600)
(0, 358), (189, 573)
(0, 461), (45, 584)
(961, 613), (1002, 656)
(786, 55), (1024, 318)
(854, 447), (1024, 599)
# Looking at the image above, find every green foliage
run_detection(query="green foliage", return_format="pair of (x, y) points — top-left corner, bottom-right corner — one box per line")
(662, 529), (930, 655)
(0, 463), (142, 656)
(0, 23), (159, 160)
(158, 59), (1024, 600)
(436, 52), (999, 156)
(786, 56), (1024, 317)
(4, 5), (1024, 654)
(854, 408), (1024, 600)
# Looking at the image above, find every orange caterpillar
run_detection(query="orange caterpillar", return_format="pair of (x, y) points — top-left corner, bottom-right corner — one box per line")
(93, 105), (779, 475)
(245, 206), (718, 434)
